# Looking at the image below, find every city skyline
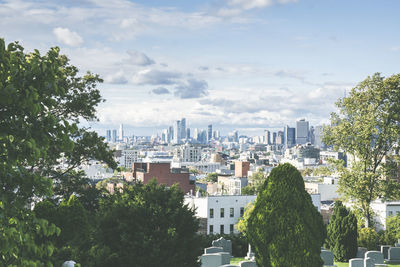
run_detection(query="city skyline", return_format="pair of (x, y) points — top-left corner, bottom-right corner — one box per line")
(2, 0), (400, 135)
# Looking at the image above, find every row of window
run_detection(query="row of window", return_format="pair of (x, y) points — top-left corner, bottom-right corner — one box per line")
(209, 207), (245, 218)
(388, 211), (400, 216)
(209, 224), (235, 234)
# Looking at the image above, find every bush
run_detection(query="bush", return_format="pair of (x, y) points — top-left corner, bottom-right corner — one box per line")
(358, 228), (377, 250)
(326, 201), (358, 262)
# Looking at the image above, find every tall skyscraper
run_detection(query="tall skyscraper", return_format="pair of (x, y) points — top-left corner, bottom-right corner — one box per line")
(284, 125), (296, 148)
(276, 131), (284, 145)
(173, 120), (181, 144)
(296, 119), (309, 145)
(272, 132), (277, 145)
(119, 124), (124, 141)
(186, 128), (190, 139)
(314, 125), (325, 148)
(264, 130), (271, 145)
(106, 130), (111, 142)
(112, 129), (117, 142)
(233, 130), (239, 142)
(180, 118), (186, 139)
(207, 124), (212, 142)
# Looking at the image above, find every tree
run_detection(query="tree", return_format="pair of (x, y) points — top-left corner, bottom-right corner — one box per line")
(90, 180), (201, 267)
(323, 73), (400, 227)
(326, 201), (358, 262)
(0, 39), (115, 265)
(358, 228), (377, 250)
(206, 172), (218, 182)
(241, 169), (266, 195)
(380, 215), (400, 245)
(245, 163), (326, 267)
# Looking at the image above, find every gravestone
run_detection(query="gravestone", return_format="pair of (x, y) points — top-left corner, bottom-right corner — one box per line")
(245, 244), (255, 261)
(356, 247), (367, 258)
(365, 251), (384, 264)
(220, 265), (238, 267)
(381, 245), (391, 259)
(200, 253), (224, 267)
(364, 257), (374, 267)
(212, 237), (233, 255)
(348, 258), (364, 267)
(239, 261), (257, 267)
(205, 246), (224, 254)
(320, 250), (334, 266)
(62, 261), (76, 267)
(219, 252), (231, 265)
(387, 247), (400, 264)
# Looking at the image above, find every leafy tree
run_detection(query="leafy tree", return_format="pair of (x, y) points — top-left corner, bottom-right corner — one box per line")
(241, 169), (266, 195)
(0, 39), (115, 265)
(358, 228), (378, 250)
(90, 180), (201, 267)
(326, 201), (358, 262)
(245, 163), (326, 267)
(323, 73), (400, 227)
(380, 215), (400, 245)
(206, 172), (218, 182)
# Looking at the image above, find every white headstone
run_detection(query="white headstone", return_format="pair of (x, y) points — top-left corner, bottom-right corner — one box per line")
(349, 258), (364, 267)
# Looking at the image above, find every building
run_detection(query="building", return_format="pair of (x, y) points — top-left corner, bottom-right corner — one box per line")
(235, 161), (250, 178)
(106, 130), (111, 142)
(371, 200), (400, 231)
(314, 125), (325, 148)
(284, 126), (296, 148)
(180, 118), (186, 139)
(112, 129), (117, 142)
(132, 162), (195, 194)
(207, 124), (212, 142)
(296, 119), (309, 145)
(119, 124), (124, 141)
(173, 144), (201, 162)
(120, 149), (139, 169)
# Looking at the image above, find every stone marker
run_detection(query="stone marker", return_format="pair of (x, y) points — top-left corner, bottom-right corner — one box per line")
(219, 265), (238, 267)
(364, 257), (374, 267)
(356, 247), (367, 258)
(349, 258), (364, 267)
(220, 252), (231, 265)
(204, 246), (224, 254)
(200, 253), (224, 267)
(212, 237), (233, 255)
(239, 261), (257, 267)
(62, 261), (76, 267)
(365, 251), (384, 264)
(387, 247), (400, 264)
(245, 244), (255, 261)
(381, 245), (391, 259)
(320, 249), (334, 266)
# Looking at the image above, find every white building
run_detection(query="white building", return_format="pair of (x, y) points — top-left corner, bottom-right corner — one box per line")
(185, 193), (321, 235)
(370, 200), (400, 231)
(305, 176), (339, 201)
(173, 144), (201, 162)
(172, 161), (221, 173)
(119, 150), (139, 169)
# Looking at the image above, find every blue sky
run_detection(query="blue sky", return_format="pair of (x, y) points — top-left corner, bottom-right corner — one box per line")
(1, 0), (400, 136)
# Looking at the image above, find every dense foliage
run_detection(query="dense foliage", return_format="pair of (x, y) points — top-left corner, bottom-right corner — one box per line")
(323, 73), (400, 227)
(358, 228), (378, 250)
(90, 180), (201, 267)
(326, 201), (358, 262)
(245, 163), (326, 267)
(379, 215), (400, 245)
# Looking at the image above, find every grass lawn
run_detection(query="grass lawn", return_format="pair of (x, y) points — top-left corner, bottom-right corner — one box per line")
(230, 258), (400, 266)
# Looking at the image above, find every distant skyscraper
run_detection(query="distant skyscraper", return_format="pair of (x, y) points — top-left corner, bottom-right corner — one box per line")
(180, 118), (186, 139)
(272, 132), (277, 145)
(284, 125), (296, 148)
(168, 126), (173, 143)
(264, 130), (271, 145)
(233, 130), (239, 142)
(309, 126), (315, 144)
(296, 119), (309, 145)
(112, 129), (117, 142)
(314, 125), (325, 148)
(276, 131), (284, 145)
(186, 128), (190, 139)
(173, 120), (181, 144)
(119, 124), (124, 141)
(193, 128), (199, 141)
(207, 124), (212, 142)
(106, 130), (111, 142)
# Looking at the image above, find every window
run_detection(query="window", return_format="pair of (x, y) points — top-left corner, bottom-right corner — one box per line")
(240, 207), (245, 217)
(220, 208), (224, 218)
(397, 211), (400, 216)
(209, 225), (214, 234)
(389, 211), (393, 216)
(230, 208), (234, 217)
(220, 224), (224, 234)
(230, 224), (234, 233)
(210, 208), (214, 218)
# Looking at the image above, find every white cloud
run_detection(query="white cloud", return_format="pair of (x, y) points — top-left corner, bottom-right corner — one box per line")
(228, 0), (274, 10)
(53, 27), (83, 47)
(132, 69), (181, 85)
(125, 50), (155, 66)
(104, 71), (128, 84)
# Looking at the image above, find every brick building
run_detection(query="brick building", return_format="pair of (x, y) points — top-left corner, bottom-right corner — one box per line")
(234, 161), (250, 178)
(132, 162), (195, 194)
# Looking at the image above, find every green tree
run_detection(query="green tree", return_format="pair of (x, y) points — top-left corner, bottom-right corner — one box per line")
(206, 172), (218, 182)
(241, 169), (266, 195)
(326, 201), (358, 262)
(380, 215), (400, 245)
(245, 163), (326, 267)
(90, 180), (201, 267)
(323, 73), (400, 227)
(358, 228), (377, 250)
(0, 39), (115, 265)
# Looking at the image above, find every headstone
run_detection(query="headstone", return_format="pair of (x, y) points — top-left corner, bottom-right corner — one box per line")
(374, 264), (388, 266)
(387, 247), (400, 263)
(239, 261), (257, 267)
(381, 245), (391, 259)
(204, 246), (224, 254)
(212, 237), (233, 255)
(62, 261), (76, 267)
(200, 253), (224, 267)
(356, 247), (367, 258)
(365, 251), (384, 264)
(245, 244), (255, 261)
(220, 265), (238, 267)
(364, 257), (374, 267)
(220, 252), (231, 265)
(349, 258), (364, 267)
(320, 249), (334, 266)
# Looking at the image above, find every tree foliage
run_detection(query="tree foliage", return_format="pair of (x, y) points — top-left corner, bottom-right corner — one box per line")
(0, 39), (115, 265)
(358, 228), (378, 250)
(245, 163), (326, 267)
(90, 180), (201, 267)
(241, 169), (266, 195)
(326, 201), (358, 262)
(323, 73), (400, 227)
(379, 215), (400, 245)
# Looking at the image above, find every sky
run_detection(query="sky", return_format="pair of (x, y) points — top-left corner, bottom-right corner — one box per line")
(2, 0), (400, 136)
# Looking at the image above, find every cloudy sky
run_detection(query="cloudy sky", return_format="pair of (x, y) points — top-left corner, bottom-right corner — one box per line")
(2, 0), (400, 136)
